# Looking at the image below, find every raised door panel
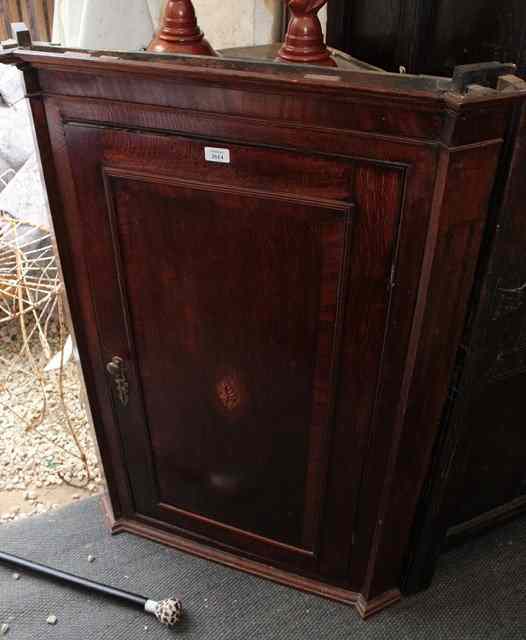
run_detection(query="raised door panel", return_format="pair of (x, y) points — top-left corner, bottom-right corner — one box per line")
(106, 172), (352, 554)
(61, 122), (405, 577)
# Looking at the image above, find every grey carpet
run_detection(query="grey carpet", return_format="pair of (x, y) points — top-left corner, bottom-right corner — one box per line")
(0, 497), (525, 639)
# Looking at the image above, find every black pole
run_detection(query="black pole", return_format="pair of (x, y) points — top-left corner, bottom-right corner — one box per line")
(0, 550), (147, 608)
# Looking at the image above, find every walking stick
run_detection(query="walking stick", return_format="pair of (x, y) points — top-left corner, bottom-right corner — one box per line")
(0, 550), (183, 627)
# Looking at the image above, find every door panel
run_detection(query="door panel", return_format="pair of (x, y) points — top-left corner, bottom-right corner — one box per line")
(63, 123), (403, 574)
(106, 171), (352, 550)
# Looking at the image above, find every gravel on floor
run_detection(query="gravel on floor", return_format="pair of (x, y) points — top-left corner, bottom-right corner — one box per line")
(0, 320), (103, 523)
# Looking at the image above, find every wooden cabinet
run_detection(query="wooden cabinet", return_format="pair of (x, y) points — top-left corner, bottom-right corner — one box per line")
(4, 39), (525, 617)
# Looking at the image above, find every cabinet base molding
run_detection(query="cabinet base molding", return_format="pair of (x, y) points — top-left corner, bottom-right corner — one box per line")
(101, 497), (401, 618)
(446, 495), (526, 548)
(355, 590), (402, 619)
(102, 501), (367, 611)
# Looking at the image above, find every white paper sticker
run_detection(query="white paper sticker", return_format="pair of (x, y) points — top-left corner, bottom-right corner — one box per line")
(205, 147), (231, 164)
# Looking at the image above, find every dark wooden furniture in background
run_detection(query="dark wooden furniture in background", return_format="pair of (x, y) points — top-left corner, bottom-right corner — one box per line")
(325, 0), (526, 593)
(0, 0), (54, 42)
(3, 29), (526, 618)
(327, 0), (526, 77)
(404, 77), (526, 592)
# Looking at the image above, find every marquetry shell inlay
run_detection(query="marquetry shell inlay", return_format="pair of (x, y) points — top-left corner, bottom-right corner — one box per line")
(216, 374), (243, 412)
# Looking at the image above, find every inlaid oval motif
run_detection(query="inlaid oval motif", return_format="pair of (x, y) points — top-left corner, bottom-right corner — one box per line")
(214, 370), (248, 419)
(216, 376), (241, 412)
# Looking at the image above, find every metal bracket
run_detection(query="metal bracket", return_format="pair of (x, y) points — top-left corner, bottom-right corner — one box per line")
(452, 61), (517, 94)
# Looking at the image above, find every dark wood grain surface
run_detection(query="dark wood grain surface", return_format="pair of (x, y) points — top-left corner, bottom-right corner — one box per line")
(7, 46), (525, 617)
(327, 0), (526, 77)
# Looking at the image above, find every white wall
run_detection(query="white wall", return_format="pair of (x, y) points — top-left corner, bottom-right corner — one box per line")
(195, 0), (283, 49)
(52, 0), (285, 51)
(52, 0), (164, 50)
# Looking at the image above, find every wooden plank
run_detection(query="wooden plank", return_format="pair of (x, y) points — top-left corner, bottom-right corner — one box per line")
(0, 0), (54, 42)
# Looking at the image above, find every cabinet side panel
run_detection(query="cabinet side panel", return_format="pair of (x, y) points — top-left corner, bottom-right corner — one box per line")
(364, 140), (502, 598)
(439, 101), (526, 541)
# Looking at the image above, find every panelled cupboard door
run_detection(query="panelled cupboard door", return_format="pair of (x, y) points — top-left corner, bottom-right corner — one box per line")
(63, 123), (401, 576)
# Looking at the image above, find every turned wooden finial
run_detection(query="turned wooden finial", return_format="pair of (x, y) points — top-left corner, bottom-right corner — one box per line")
(148, 0), (217, 56)
(278, 0), (336, 67)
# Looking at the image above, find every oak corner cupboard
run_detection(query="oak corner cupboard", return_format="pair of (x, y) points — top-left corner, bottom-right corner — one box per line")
(4, 30), (526, 618)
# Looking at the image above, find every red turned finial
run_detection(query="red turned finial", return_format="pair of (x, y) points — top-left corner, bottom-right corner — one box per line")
(148, 0), (217, 56)
(278, 0), (336, 67)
